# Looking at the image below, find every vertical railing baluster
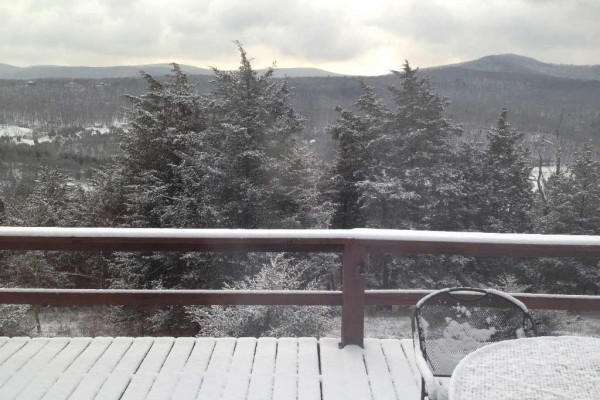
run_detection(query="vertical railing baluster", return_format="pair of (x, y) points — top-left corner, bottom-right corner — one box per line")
(341, 242), (367, 347)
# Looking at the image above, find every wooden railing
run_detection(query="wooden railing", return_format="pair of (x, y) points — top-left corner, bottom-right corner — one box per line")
(0, 227), (599, 347)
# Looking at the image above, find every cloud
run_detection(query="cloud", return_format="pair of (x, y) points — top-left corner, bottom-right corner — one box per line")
(374, 0), (600, 66)
(0, 0), (598, 74)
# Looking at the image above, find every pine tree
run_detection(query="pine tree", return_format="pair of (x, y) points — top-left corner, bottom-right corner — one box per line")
(0, 168), (87, 333)
(105, 65), (211, 335)
(108, 45), (329, 335)
(540, 143), (600, 235)
(328, 106), (369, 228)
(328, 62), (465, 289)
(119, 64), (207, 228)
(480, 109), (533, 233)
(347, 62), (463, 231)
(184, 42), (313, 229)
(529, 143), (600, 294)
(455, 111), (535, 291)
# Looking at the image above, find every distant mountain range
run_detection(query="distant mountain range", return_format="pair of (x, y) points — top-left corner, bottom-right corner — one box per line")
(1, 54), (599, 162)
(436, 54), (600, 81)
(0, 63), (341, 79)
(1, 54), (599, 80)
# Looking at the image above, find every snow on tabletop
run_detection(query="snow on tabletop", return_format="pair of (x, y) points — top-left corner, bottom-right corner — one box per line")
(449, 336), (600, 400)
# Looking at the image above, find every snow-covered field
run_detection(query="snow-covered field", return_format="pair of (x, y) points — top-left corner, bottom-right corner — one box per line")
(0, 124), (50, 145)
(530, 164), (559, 182)
(0, 123), (113, 145)
(0, 124), (33, 138)
(84, 125), (110, 135)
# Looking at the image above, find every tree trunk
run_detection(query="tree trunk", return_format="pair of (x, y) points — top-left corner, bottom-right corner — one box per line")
(33, 305), (41, 334)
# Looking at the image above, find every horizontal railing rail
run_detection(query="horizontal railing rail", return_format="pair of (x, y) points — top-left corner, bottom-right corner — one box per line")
(3, 227), (600, 255)
(0, 288), (598, 311)
(1, 227), (599, 346)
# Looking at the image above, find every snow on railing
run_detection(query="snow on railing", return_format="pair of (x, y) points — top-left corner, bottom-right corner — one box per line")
(0, 227), (599, 346)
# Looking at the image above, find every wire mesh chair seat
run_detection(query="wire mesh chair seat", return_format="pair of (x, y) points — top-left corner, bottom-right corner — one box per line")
(412, 288), (536, 400)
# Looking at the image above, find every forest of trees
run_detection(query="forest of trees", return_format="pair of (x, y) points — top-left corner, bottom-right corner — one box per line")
(0, 46), (598, 337)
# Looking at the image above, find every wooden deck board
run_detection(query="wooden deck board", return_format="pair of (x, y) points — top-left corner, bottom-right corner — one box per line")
(246, 337), (276, 400)
(272, 338), (298, 400)
(297, 337), (320, 400)
(0, 337), (422, 400)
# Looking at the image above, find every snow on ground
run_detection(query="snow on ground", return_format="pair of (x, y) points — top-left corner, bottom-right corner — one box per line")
(15, 306), (598, 340)
(0, 124), (33, 138)
(0, 123), (114, 145)
(84, 125), (110, 135)
(0, 124), (51, 145)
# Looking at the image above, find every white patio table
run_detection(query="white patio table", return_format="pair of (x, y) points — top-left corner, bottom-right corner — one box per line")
(448, 336), (600, 400)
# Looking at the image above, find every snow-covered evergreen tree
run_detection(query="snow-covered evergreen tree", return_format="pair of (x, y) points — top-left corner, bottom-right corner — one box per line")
(529, 143), (600, 294)
(538, 143), (600, 235)
(182, 43), (322, 229)
(107, 64), (214, 334)
(360, 62), (463, 231)
(189, 254), (333, 337)
(107, 45), (331, 335)
(327, 83), (382, 228)
(0, 168), (87, 333)
(119, 64), (206, 228)
(330, 62), (462, 232)
(329, 62), (464, 288)
(481, 109), (533, 232)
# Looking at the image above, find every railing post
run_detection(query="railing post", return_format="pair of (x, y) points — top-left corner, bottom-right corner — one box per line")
(341, 242), (367, 347)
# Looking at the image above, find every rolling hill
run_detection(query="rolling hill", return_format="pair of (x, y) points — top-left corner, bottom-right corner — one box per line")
(442, 54), (600, 81)
(0, 54), (598, 161)
(0, 64), (341, 79)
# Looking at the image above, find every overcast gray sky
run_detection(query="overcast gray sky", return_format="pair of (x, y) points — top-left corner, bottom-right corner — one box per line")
(1, 0), (599, 75)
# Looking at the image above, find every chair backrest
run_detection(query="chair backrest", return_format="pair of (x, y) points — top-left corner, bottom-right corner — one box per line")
(412, 288), (535, 377)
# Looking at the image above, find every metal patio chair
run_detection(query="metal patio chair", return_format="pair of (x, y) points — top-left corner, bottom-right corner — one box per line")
(411, 287), (536, 400)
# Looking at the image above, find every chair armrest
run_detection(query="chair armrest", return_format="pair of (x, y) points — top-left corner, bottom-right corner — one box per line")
(414, 345), (438, 400)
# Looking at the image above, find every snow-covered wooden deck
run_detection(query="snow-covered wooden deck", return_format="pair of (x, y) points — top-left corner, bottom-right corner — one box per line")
(0, 336), (421, 400)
